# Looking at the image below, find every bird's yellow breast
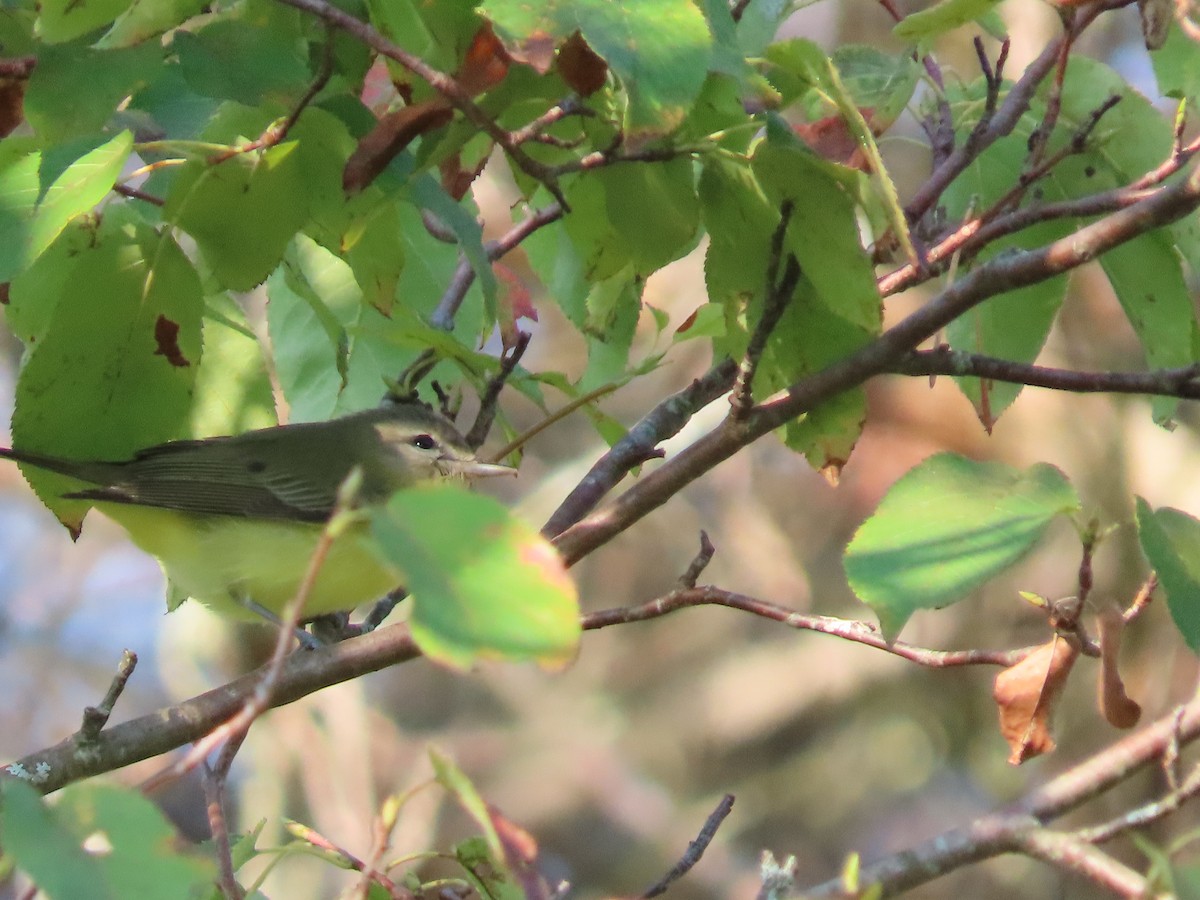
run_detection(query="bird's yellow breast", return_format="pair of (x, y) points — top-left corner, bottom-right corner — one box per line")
(95, 503), (401, 619)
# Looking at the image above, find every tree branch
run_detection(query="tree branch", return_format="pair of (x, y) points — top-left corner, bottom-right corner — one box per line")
(893, 347), (1200, 399)
(553, 162), (1200, 565)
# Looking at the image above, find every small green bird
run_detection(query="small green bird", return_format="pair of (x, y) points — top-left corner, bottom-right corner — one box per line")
(0, 403), (514, 619)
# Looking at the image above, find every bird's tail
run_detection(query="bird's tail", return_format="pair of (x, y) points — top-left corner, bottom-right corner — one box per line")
(0, 446), (110, 484)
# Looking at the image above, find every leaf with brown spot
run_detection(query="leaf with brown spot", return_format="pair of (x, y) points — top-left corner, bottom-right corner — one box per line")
(153, 314), (190, 368)
(1097, 605), (1142, 728)
(0, 78), (26, 138)
(557, 31), (607, 96)
(993, 635), (1080, 764)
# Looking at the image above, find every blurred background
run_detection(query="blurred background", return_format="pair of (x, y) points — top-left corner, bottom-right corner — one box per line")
(0, 2), (1196, 898)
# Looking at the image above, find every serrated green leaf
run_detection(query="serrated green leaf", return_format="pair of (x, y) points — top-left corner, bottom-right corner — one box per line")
(174, 17), (311, 106)
(1136, 499), (1200, 652)
(845, 453), (1080, 638)
(167, 142), (308, 291)
(29, 130), (132, 263)
(372, 485), (580, 669)
(13, 218), (202, 528)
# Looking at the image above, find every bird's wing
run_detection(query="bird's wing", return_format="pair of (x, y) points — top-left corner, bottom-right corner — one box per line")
(65, 434), (352, 522)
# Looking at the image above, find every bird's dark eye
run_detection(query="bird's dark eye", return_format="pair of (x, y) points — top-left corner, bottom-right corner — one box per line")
(411, 434), (437, 451)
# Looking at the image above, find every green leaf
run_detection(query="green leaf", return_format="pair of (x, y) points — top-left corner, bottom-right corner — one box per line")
(12, 217), (203, 527)
(371, 485), (580, 669)
(174, 16), (312, 106)
(29, 130), (132, 264)
(598, 158), (701, 276)
(1152, 26), (1200, 105)
(37, 0), (130, 43)
(98, 0), (208, 48)
(1099, 234), (1197, 424)
(762, 42), (913, 261)
(25, 44), (160, 142)
(482, 0), (712, 135)
(1136, 499), (1200, 651)
(893, 0), (1002, 41)
(190, 294), (277, 439)
(844, 453), (1080, 638)
(0, 781), (113, 900)
(167, 142), (308, 291)
(54, 784), (214, 900)
(0, 143), (47, 283)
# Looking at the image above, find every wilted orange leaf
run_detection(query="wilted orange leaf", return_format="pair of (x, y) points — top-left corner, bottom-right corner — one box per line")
(993, 635), (1080, 764)
(1097, 605), (1141, 729)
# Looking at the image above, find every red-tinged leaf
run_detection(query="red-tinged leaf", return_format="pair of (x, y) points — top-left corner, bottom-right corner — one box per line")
(457, 23), (510, 96)
(793, 116), (868, 171)
(359, 58), (395, 109)
(343, 100), (453, 194)
(489, 804), (552, 900)
(557, 31), (607, 96)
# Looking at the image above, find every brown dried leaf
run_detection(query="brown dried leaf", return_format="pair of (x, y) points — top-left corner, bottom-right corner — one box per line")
(1097, 605), (1142, 728)
(342, 100), (453, 194)
(557, 31), (607, 96)
(0, 78), (26, 139)
(495, 28), (557, 74)
(458, 23), (510, 96)
(993, 635), (1080, 764)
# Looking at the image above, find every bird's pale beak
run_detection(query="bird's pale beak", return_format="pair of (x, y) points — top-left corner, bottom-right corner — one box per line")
(444, 459), (518, 479)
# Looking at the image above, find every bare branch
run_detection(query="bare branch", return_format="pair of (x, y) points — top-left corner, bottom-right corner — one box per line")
(542, 358), (738, 538)
(892, 347), (1200, 399)
(642, 794), (735, 898)
(583, 587), (1028, 668)
(430, 202), (564, 331)
(77, 650), (137, 743)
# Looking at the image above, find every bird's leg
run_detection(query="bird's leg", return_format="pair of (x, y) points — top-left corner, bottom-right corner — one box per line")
(360, 587), (409, 633)
(308, 612), (362, 643)
(232, 594), (325, 650)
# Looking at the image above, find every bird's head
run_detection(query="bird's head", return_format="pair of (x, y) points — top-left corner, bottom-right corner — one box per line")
(371, 403), (516, 483)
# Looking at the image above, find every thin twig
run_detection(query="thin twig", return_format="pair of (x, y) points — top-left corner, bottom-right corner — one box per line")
(542, 358), (738, 537)
(892, 348), (1200, 399)
(487, 380), (623, 463)
(642, 794), (735, 898)
(731, 201), (801, 419)
(583, 587), (1030, 668)
(466, 331), (532, 450)
(202, 731), (249, 900)
(430, 203), (564, 331)
(676, 532), (716, 589)
(77, 650), (137, 743)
